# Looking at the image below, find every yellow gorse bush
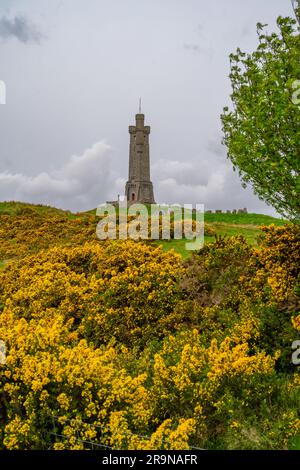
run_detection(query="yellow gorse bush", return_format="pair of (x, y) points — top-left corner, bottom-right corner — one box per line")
(0, 241), (183, 347)
(0, 207), (300, 450)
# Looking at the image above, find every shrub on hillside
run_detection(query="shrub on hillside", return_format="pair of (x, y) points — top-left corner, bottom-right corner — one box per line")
(180, 225), (300, 370)
(1, 219), (300, 449)
(0, 241), (183, 347)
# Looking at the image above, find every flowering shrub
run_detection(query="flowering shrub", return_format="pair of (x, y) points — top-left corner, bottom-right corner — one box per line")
(247, 224), (300, 304)
(0, 208), (98, 261)
(0, 206), (300, 450)
(181, 226), (300, 368)
(0, 203), (215, 263)
(0, 241), (183, 347)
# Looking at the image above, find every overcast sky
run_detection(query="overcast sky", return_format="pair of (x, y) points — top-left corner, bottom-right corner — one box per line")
(0, 0), (294, 213)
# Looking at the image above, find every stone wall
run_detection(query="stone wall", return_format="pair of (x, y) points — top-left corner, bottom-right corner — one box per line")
(205, 208), (248, 214)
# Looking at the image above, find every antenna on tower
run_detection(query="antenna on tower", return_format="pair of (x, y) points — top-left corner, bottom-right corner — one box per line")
(139, 97), (142, 114)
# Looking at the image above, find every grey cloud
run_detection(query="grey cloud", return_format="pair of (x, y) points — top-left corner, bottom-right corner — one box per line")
(152, 156), (275, 215)
(206, 139), (226, 158)
(0, 142), (276, 215)
(241, 25), (251, 37)
(182, 25), (205, 55)
(153, 156), (227, 206)
(0, 15), (44, 44)
(152, 158), (217, 186)
(0, 142), (117, 211)
(0, 0), (289, 217)
(197, 24), (204, 34)
(183, 43), (201, 53)
(183, 42), (214, 59)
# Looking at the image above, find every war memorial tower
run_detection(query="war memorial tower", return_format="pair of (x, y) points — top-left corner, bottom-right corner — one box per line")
(125, 105), (155, 204)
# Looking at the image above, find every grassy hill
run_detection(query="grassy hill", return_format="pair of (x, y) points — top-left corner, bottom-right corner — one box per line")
(203, 211), (285, 225)
(0, 202), (298, 450)
(0, 201), (287, 264)
(0, 202), (98, 266)
(0, 201), (73, 217)
(156, 211), (286, 258)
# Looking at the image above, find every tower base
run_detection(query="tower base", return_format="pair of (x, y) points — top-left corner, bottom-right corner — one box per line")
(125, 180), (155, 205)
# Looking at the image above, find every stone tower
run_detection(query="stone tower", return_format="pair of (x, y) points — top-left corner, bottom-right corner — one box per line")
(125, 111), (155, 204)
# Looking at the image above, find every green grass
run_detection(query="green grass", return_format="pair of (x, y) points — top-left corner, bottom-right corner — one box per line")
(154, 236), (218, 259)
(289, 435), (300, 450)
(155, 224), (263, 258)
(153, 238), (194, 259)
(0, 201), (87, 221)
(155, 213), (287, 258)
(0, 202), (288, 262)
(204, 212), (286, 226)
(88, 205), (285, 224)
(0, 201), (72, 217)
(209, 223), (261, 244)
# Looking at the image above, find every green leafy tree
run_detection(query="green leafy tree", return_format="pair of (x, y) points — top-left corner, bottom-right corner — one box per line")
(221, 5), (300, 221)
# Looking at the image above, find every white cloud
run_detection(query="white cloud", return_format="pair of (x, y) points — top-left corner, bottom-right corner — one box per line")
(152, 158), (226, 186)
(153, 159), (226, 206)
(152, 157), (276, 215)
(0, 142), (277, 215)
(0, 142), (117, 211)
